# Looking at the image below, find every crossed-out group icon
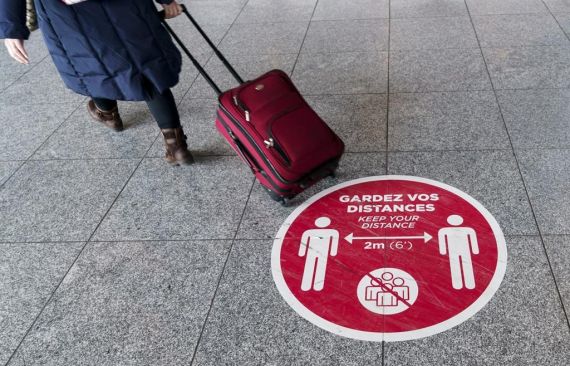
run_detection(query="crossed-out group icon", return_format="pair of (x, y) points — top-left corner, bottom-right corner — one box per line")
(365, 271), (410, 307)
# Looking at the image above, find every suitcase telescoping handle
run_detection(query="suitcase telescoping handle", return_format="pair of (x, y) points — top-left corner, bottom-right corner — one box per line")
(159, 4), (244, 96)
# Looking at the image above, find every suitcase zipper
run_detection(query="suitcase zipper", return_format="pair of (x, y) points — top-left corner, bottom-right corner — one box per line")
(218, 116), (291, 194)
(264, 104), (303, 166)
(218, 106), (294, 185)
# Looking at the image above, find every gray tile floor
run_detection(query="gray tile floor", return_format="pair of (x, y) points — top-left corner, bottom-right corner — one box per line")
(1, 0), (569, 365)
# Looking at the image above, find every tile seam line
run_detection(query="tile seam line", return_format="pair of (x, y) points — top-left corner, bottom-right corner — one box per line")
(5, 146), (570, 166)
(464, 0), (570, 332)
(238, 17), (391, 24)
(241, 14), (472, 23)
(28, 154), (238, 162)
(188, 179), (256, 365)
(3, 85), (563, 104)
(0, 99), (85, 191)
(0, 239), (248, 244)
(385, 0), (391, 176)
(0, 54), (50, 95)
(289, 0), (321, 76)
(2, 135), (155, 365)
(403, 11), (552, 17)
(2, 233), (560, 245)
(300, 86), (570, 96)
(541, 1), (570, 42)
(384, 0), (391, 357)
(187, 1), (256, 363)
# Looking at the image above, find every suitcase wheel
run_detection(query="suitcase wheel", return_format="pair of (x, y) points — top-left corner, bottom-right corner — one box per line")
(266, 189), (291, 206)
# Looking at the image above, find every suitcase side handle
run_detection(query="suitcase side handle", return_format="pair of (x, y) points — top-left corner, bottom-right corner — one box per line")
(159, 5), (244, 95)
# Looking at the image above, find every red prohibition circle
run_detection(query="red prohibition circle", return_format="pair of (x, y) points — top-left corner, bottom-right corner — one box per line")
(271, 176), (507, 342)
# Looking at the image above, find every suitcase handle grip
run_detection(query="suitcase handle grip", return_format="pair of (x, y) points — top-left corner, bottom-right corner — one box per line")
(159, 5), (244, 96)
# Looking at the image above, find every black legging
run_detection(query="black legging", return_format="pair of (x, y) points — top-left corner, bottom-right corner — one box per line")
(93, 84), (180, 129)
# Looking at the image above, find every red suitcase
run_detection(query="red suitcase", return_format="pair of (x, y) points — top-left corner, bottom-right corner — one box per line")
(161, 7), (344, 203)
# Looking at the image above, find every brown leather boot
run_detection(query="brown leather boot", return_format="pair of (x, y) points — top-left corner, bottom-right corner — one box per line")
(161, 127), (194, 165)
(87, 100), (124, 132)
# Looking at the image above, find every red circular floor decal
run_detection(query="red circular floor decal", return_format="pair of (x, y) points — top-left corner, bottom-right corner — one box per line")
(271, 176), (507, 341)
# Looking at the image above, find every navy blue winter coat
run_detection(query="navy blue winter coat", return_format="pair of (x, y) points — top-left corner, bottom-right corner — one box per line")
(0, 0), (182, 101)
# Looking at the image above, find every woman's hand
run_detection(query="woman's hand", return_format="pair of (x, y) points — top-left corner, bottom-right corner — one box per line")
(4, 39), (29, 64)
(162, 1), (183, 19)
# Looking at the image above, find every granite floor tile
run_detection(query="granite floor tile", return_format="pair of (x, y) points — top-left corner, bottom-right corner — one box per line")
(390, 17), (479, 50)
(0, 161), (22, 186)
(305, 94), (388, 152)
(172, 60), (201, 102)
(385, 236), (570, 365)
(5, 351), (24, 366)
(313, 0), (389, 20)
(293, 52), (388, 94)
(543, 235), (570, 312)
(390, 0), (468, 18)
(0, 102), (79, 160)
(0, 159), (139, 242)
(302, 19), (389, 53)
(192, 239), (383, 365)
(483, 46), (570, 89)
(553, 12), (570, 35)
(390, 49), (492, 92)
(236, 152), (386, 239)
(32, 102), (159, 160)
(466, 0), (549, 15)
(497, 88), (570, 149)
(0, 59), (85, 106)
(0, 62), (34, 92)
(220, 22), (308, 55)
(147, 99), (232, 157)
(472, 14), (569, 47)
(168, 22), (231, 65)
(186, 0), (246, 25)
(517, 149), (570, 235)
(543, 0), (570, 13)
(93, 157), (253, 241)
(15, 240), (231, 366)
(187, 53), (297, 99)
(236, 0), (317, 23)
(0, 242), (84, 366)
(389, 91), (510, 151)
(388, 151), (538, 236)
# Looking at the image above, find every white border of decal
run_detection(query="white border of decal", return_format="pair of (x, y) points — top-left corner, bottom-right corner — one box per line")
(271, 175), (508, 342)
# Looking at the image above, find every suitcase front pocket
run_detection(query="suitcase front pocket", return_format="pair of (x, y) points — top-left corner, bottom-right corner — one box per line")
(268, 105), (337, 173)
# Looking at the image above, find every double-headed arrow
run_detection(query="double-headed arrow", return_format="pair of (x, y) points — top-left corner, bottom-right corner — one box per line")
(344, 232), (433, 244)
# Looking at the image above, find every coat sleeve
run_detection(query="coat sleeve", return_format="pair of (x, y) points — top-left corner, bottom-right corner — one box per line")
(155, 0), (175, 4)
(0, 0), (30, 39)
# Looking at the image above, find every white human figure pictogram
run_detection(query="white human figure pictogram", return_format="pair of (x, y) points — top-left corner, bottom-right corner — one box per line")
(299, 217), (339, 291)
(438, 214), (480, 290)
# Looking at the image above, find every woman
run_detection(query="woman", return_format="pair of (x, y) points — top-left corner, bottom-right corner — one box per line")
(1, 0), (193, 165)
